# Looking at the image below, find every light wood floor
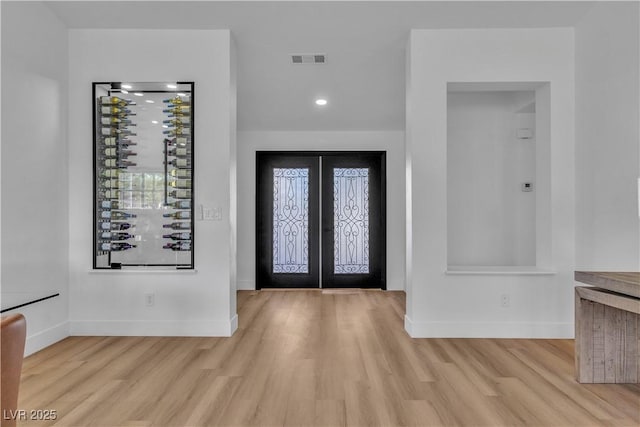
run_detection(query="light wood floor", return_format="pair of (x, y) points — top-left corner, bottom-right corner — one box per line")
(17, 290), (640, 426)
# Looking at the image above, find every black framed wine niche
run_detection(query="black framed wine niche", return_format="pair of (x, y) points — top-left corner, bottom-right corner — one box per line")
(92, 82), (195, 269)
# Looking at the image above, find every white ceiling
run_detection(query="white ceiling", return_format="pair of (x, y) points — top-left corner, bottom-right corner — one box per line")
(45, 1), (595, 131)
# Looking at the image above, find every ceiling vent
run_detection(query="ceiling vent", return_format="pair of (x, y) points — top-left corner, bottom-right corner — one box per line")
(291, 54), (326, 64)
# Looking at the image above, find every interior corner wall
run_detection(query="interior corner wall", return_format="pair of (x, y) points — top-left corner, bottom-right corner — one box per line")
(67, 29), (237, 336)
(1, 1), (70, 355)
(405, 28), (575, 338)
(236, 131), (406, 291)
(228, 36), (238, 329)
(575, 2), (640, 270)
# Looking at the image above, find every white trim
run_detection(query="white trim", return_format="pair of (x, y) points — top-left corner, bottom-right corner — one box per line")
(445, 266), (557, 276)
(88, 269), (198, 274)
(236, 279), (255, 290)
(229, 313), (239, 335)
(405, 318), (573, 339)
(69, 319), (236, 337)
(25, 321), (69, 356)
(404, 314), (414, 336)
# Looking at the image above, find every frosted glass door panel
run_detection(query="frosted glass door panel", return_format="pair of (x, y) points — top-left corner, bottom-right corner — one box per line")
(272, 168), (309, 273)
(333, 168), (369, 274)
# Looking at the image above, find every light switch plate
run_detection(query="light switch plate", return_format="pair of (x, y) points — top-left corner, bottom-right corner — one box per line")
(201, 205), (221, 221)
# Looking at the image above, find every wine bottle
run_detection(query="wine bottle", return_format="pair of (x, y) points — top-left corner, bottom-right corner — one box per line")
(163, 232), (191, 241)
(101, 211), (137, 220)
(103, 148), (137, 158)
(100, 169), (120, 178)
(163, 96), (190, 105)
(100, 232), (135, 241)
(100, 200), (121, 209)
(100, 96), (132, 106)
(101, 127), (136, 137)
(101, 117), (134, 126)
(101, 178), (134, 190)
(163, 127), (191, 137)
(163, 241), (191, 251)
(103, 137), (136, 147)
(168, 189), (192, 199)
(168, 179), (192, 189)
(166, 158), (191, 168)
(168, 200), (191, 209)
(163, 222), (191, 230)
(165, 137), (189, 147)
(100, 242), (136, 251)
(104, 158), (136, 168)
(101, 189), (120, 199)
(162, 211), (190, 220)
(163, 117), (191, 126)
(107, 123), (136, 131)
(101, 178), (120, 188)
(163, 105), (190, 114)
(100, 222), (133, 231)
(100, 105), (132, 116)
(166, 147), (191, 157)
(169, 168), (192, 179)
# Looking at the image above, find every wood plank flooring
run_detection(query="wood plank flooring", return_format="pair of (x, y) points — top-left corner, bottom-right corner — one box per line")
(16, 290), (640, 426)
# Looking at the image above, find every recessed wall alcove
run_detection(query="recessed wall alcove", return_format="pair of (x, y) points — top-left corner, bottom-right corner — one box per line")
(446, 82), (551, 274)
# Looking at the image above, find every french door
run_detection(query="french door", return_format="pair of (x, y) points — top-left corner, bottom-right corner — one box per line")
(256, 152), (386, 289)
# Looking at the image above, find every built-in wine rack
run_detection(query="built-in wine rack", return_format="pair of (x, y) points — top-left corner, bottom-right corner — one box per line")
(96, 96), (138, 255)
(93, 82), (195, 269)
(162, 95), (193, 252)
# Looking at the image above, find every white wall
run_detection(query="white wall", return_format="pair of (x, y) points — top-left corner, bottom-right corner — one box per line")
(406, 28), (575, 338)
(1, 1), (69, 355)
(68, 30), (237, 336)
(237, 131), (405, 291)
(447, 91), (536, 267)
(575, 2), (640, 270)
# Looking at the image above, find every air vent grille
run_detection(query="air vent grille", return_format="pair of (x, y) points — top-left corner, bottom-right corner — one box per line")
(291, 54), (326, 64)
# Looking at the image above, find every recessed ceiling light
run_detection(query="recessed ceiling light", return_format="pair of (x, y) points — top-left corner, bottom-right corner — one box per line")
(121, 90), (129, 94)
(133, 92), (144, 97)
(177, 93), (186, 97)
(151, 120), (159, 124)
(167, 84), (178, 89)
(146, 99), (155, 104)
(315, 98), (328, 106)
(121, 84), (132, 90)
(162, 125), (169, 128)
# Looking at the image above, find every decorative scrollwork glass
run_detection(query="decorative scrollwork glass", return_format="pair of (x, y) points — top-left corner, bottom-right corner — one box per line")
(333, 168), (370, 274)
(272, 168), (310, 273)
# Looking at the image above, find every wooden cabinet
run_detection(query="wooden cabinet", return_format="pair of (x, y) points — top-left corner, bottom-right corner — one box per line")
(574, 272), (640, 383)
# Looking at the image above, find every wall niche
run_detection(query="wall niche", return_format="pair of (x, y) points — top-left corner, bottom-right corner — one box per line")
(447, 82), (550, 272)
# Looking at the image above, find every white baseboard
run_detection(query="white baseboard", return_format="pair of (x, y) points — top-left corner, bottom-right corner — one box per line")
(236, 279), (255, 290)
(404, 315), (414, 336)
(404, 315), (573, 339)
(69, 318), (237, 337)
(25, 321), (69, 356)
(229, 313), (238, 335)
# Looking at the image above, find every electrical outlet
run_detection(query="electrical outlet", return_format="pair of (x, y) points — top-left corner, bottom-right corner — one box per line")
(500, 293), (510, 308)
(145, 293), (155, 307)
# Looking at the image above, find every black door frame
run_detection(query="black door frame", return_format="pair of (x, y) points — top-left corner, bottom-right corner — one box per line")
(256, 154), (320, 288)
(256, 151), (386, 290)
(321, 153), (386, 289)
